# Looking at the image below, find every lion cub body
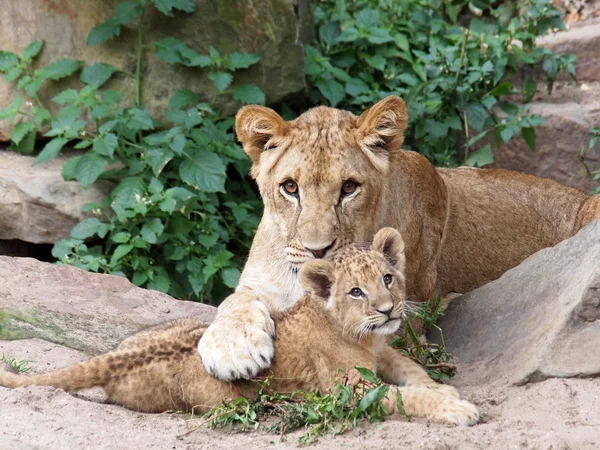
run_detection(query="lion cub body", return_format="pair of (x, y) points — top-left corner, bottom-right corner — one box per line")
(0, 229), (478, 425)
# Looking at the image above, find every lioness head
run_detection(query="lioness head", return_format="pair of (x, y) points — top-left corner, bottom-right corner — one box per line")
(299, 228), (406, 338)
(235, 96), (408, 269)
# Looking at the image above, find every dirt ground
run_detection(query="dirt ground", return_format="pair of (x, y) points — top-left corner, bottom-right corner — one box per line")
(1, 338), (599, 450)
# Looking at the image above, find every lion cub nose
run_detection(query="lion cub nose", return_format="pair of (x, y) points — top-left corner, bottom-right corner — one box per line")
(305, 240), (336, 259)
(376, 305), (394, 317)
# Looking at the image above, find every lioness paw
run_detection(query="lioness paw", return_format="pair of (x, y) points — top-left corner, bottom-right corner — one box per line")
(431, 383), (460, 399)
(198, 301), (275, 381)
(434, 398), (480, 426)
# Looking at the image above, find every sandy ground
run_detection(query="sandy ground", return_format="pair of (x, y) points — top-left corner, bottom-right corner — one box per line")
(1, 339), (599, 450)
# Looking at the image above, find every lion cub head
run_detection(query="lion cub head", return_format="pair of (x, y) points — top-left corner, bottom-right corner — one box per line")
(235, 96), (408, 270)
(299, 228), (406, 339)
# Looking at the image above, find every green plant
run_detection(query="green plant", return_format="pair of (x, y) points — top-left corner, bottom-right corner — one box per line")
(0, 0), (266, 303)
(589, 127), (600, 195)
(1, 353), (32, 373)
(307, 0), (575, 167)
(201, 367), (401, 445)
(391, 298), (455, 381)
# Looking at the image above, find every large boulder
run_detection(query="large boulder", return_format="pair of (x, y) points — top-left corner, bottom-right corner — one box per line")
(0, 0), (312, 140)
(0, 256), (216, 354)
(434, 219), (600, 386)
(0, 149), (113, 244)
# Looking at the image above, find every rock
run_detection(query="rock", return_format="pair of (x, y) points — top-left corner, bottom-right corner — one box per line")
(491, 96), (600, 192)
(0, 0), (311, 140)
(432, 219), (600, 386)
(0, 256), (216, 354)
(0, 149), (113, 244)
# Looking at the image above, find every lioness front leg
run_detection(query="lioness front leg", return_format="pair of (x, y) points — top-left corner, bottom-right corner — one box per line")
(198, 289), (275, 381)
(377, 346), (459, 399)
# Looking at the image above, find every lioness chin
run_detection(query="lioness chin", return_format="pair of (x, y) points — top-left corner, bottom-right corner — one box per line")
(199, 95), (600, 381)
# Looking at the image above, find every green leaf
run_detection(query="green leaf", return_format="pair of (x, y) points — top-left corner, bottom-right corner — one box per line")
(87, 19), (121, 46)
(151, 0), (196, 17)
(221, 267), (240, 288)
(355, 9), (379, 29)
(227, 52), (260, 70)
(62, 155), (83, 181)
(71, 218), (109, 240)
(168, 89), (199, 110)
(141, 218), (164, 244)
(365, 54), (386, 71)
(147, 147), (174, 176)
(465, 144), (494, 167)
(52, 89), (79, 105)
(337, 27), (359, 43)
(358, 385), (389, 412)
(11, 122), (37, 145)
(0, 51), (19, 72)
(366, 28), (394, 44)
(23, 40), (44, 60)
(132, 271), (148, 286)
(128, 108), (154, 130)
(179, 149), (227, 193)
(170, 134), (187, 154)
(110, 243), (133, 267)
(394, 34), (410, 53)
(231, 85), (265, 105)
(76, 152), (108, 187)
(319, 22), (341, 47)
(112, 176), (146, 210)
(345, 78), (370, 97)
(93, 133), (118, 157)
(464, 103), (487, 132)
(35, 137), (69, 165)
(113, 1), (142, 24)
(315, 78), (345, 106)
(396, 391), (407, 416)
(521, 77), (536, 103)
(40, 59), (82, 80)
(208, 71), (233, 93)
(488, 81), (513, 97)
(355, 367), (378, 384)
(13, 129), (36, 154)
(521, 127), (536, 151)
(80, 63), (117, 86)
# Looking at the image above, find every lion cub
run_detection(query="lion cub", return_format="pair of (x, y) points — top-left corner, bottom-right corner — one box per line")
(0, 228), (478, 425)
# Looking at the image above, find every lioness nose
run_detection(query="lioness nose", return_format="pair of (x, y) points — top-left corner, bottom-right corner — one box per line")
(376, 305), (394, 317)
(305, 240), (336, 259)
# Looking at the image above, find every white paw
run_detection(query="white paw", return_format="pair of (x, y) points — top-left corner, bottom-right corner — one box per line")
(198, 301), (275, 381)
(431, 383), (460, 399)
(434, 398), (480, 426)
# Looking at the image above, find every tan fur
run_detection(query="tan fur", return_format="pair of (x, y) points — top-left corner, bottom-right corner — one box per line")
(198, 96), (600, 381)
(0, 229), (478, 426)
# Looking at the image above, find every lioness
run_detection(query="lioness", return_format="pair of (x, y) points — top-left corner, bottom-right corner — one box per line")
(0, 229), (479, 425)
(199, 95), (600, 382)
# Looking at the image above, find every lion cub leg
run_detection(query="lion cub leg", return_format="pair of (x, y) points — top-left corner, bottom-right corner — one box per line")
(383, 385), (479, 426)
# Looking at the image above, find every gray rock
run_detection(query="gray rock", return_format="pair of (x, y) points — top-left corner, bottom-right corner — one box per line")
(0, 149), (113, 244)
(433, 219), (600, 386)
(0, 256), (216, 354)
(0, 0), (310, 140)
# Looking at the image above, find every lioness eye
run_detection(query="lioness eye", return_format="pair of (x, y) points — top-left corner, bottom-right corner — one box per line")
(281, 180), (299, 196)
(350, 287), (364, 298)
(383, 274), (393, 285)
(341, 180), (358, 196)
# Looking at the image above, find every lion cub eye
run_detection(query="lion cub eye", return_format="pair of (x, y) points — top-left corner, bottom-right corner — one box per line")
(341, 180), (358, 196)
(349, 287), (365, 298)
(281, 180), (299, 196)
(383, 274), (393, 286)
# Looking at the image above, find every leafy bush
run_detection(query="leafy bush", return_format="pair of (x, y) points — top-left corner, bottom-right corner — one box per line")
(0, 0), (264, 303)
(306, 0), (575, 166)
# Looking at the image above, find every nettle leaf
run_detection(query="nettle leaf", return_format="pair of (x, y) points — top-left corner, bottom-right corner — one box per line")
(365, 54), (386, 71)
(366, 28), (394, 45)
(227, 52), (260, 70)
(345, 78), (370, 97)
(464, 103), (487, 132)
(151, 0), (196, 17)
(488, 81), (513, 97)
(355, 8), (379, 29)
(80, 63), (118, 86)
(315, 78), (345, 106)
(358, 385), (389, 413)
(179, 149), (226, 193)
(208, 71), (233, 93)
(13, 129), (36, 154)
(141, 218), (165, 244)
(168, 89), (199, 110)
(11, 122), (37, 145)
(112, 176), (146, 209)
(113, 1), (143, 24)
(71, 218), (109, 240)
(231, 84), (265, 105)
(521, 127), (536, 151)
(93, 133), (118, 157)
(76, 152), (108, 187)
(356, 367), (379, 384)
(337, 27), (359, 43)
(40, 59), (82, 81)
(319, 22), (341, 47)
(147, 147), (174, 176)
(128, 108), (154, 130)
(221, 267), (240, 288)
(35, 137), (69, 165)
(0, 51), (19, 72)
(62, 155), (83, 181)
(87, 19), (121, 46)
(109, 243), (133, 267)
(23, 40), (44, 60)
(465, 144), (494, 167)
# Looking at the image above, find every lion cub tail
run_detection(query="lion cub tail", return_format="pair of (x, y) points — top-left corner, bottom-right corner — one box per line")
(0, 351), (129, 392)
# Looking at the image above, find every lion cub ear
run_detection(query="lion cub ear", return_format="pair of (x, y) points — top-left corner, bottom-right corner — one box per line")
(235, 105), (286, 165)
(356, 96), (408, 172)
(372, 227), (406, 273)
(299, 260), (335, 300)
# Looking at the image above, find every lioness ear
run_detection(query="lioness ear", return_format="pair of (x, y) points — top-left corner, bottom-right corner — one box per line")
(356, 96), (408, 172)
(372, 227), (405, 273)
(235, 105), (286, 165)
(299, 260), (335, 300)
